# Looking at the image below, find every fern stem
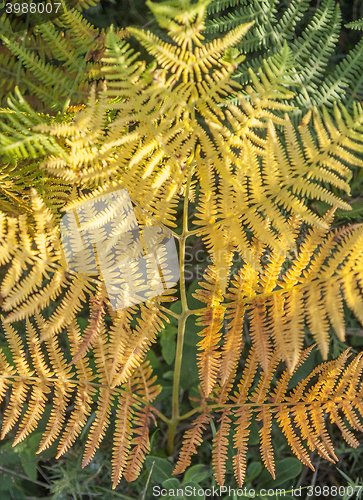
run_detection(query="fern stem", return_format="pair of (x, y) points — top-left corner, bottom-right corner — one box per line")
(167, 167), (194, 455)
(159, 305), (181, 320)
(180, 167), (193, 313)
(167, 312), (187, 455)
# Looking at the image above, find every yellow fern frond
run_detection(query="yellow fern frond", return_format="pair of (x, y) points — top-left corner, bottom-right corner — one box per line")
(129, 20), (253, 82)
(193, 264), (226, 398)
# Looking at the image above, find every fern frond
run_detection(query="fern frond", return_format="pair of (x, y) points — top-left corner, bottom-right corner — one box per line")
(208, 0), (363, 116)
(232, 406), (252, 487)
(70, 283), (107, 366)
(193, 261), (227, 398)
(258, 406), (275, 479)
(112, 392), (135, 488)
(0, 5), (110, 111)
(1, 0), (363, 488)
(212, 410), (231, 486)
(218, 272), (246, 391)
(318, 38), (363, 109)
(19, 17), (360, 267)
(173, 412), (211, 476)
(0, 312), (162, 487)
(346, 19), (363, 30)
(274, 0), (310, 42)
(198, 216), (363, 371)
(289, 0), (341, 111)
(129, 17), (253, 82)
(208, 0), (239, 14)
(56, 9), (99, 53)
(173, 347), (363, 486)
(111, 301), (167, 388)
(83, 387), (114, 467)
(207, 0), (279, 57)
(124, 405), (154, 482)
(0, 191), (74, 320)
(123, 361), (160, 481)
(0, 90), (68, 162)
(207, 2), (264, 35)
(0, 34), (75, 102)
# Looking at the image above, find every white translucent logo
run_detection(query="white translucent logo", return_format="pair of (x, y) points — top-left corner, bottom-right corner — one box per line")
(60, 189), (179, 309)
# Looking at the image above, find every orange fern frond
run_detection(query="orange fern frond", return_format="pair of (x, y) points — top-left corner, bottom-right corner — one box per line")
(232, 407), (252, 487)
(111, 301), (167, 387)
(258, 406), (275, 479)
(70, 283), (107, 366)
(123, 361), (161, 481)
(112, 392), (135, 489)
(193, 263), (227, 398)
(82, 387), (114, 467)
(173, 412), (211, 476)
(172, 346), (363, 487)
(124, 405), (155, 482)
(212, 410), (232, 486)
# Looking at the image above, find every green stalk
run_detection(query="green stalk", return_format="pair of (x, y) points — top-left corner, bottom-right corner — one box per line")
(167, 168), (193, 455)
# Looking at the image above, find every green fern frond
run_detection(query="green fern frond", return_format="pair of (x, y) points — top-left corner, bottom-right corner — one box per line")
(318, 37), (363, 110)
(336, 199), (363, 220)
(208, 0), (239, 14)
(207, 2), (265, 36)
(0, 34), (76, 103)
(56, 8), (99, 52)
(291, 0), (341, 109)
(0, 6), (121, 111)
(208, 0), (363, 115)
(345, 19), (363, 30)
(273, 0), (310, 42)
(0, 89), (68, 162)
